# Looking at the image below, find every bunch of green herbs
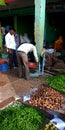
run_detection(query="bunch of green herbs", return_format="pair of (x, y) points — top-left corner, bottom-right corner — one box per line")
(46, 75), (65, 92)
(0, 103), (46, 130)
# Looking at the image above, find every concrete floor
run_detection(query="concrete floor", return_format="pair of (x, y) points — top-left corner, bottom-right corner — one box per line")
(0, 68), (47, 109)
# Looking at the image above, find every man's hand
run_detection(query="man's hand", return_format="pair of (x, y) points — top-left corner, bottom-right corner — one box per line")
(7, 49), (12, 54)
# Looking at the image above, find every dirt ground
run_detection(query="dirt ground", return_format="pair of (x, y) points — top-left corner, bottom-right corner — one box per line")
(0, 68), (48, 104)
(0, 68), (65, 118)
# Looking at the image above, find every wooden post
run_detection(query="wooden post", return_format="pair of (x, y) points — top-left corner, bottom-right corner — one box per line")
(34, 0), (46, 57)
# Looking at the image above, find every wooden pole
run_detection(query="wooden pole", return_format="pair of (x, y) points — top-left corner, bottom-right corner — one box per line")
(34, 0), (46, 57)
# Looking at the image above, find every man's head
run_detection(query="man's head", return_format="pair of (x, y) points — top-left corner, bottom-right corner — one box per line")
(9, 26), (15, 35)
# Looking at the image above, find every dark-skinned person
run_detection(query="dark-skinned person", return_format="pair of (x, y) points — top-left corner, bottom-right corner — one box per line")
(5, 26), (18, 69)
(16, 42), (38, 80)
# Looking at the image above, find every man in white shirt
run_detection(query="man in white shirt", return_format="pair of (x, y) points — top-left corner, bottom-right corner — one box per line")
(5, 27), (18, 69)
(17, 43), (38, 80)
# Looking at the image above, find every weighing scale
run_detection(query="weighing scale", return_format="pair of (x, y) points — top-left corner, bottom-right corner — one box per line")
(29, 54), (45, 77)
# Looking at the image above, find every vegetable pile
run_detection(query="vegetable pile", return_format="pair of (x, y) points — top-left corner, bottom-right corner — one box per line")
(26, 85), (65, 111)
(44, 122), (58, 130)
(46, 75), (65, 92)
(0, 103), (46, 130)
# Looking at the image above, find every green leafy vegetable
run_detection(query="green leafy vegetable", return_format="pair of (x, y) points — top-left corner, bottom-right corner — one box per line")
(0, 103), (46, 130)
(46, 75), (65, 92)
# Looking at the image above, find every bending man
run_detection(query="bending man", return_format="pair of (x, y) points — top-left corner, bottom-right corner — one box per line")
(16, 43), (38, 80)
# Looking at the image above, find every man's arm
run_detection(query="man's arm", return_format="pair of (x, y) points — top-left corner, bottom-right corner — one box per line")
(33, 46), (38, 63)
(5, 35), (12, 54)
(5, 35), (10, 49)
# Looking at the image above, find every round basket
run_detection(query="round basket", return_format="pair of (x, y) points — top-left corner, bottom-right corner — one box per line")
(28, 62), (37, 69)
(0, 59), (6, 64)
